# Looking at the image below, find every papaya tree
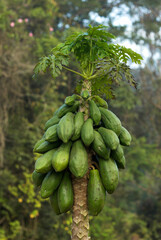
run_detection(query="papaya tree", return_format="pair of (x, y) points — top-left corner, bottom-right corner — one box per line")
(32, 25), (143, 240)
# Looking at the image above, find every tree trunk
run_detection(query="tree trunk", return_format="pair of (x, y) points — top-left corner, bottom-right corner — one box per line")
(71, 80), (91, 240)
(71, 152), (91, 240)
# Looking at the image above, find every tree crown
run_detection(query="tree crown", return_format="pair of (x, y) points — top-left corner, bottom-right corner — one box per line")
(33, 24), (143, 98)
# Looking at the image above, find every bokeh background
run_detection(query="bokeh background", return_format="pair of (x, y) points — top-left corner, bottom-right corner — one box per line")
(0, 0), (161, 239)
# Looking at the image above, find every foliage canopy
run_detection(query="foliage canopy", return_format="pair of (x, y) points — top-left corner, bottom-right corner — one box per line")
(33, 24), (143, 98)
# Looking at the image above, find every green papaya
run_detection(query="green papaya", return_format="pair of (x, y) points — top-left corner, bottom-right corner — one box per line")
(45, 124), (59, 142)
(73, 94), (82, 100)
(99, 158), (119, 194)
(119, 126), (131, 146)
(98, 127), (119, 150)
(57, 101), (79, 118)
(69, 140), (88, 178)
(52, 141), (72, 172)
(81, 90), (90, 99)
(41, 170), (63, 199)
(35, 140), (61, 154)
(99, 107), (122, 135)
(111, 144), (124, 162)
(58, 171), (73, 213)
(92, 130), (110, 160)
(115, 155), (126, 169)
(92, 96), (108, 108)
(44, 115), (60, 130)
(33, 136), (45, 152)
(57, 112), (74, 143)
(35, 149), (57, 173)
(71, 112), (84, 141)
(65, 95), (76, 106)
(50, 190), (61, 215)
(32, 170), (46, 187)
(81, 118), (94, 146)
(88, 169), (106, 216)
(89, 100), (101, 125)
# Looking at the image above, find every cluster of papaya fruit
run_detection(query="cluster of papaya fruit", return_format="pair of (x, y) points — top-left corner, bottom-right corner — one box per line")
(32, 90), (131, 216)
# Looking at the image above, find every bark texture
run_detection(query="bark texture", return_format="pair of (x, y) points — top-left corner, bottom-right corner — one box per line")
(71, 171), (90, 240)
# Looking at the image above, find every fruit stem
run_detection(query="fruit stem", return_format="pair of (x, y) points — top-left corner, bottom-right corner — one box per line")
(91, 161), (99, 170)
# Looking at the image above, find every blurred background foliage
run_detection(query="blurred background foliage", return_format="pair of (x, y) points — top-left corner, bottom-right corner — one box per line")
(0, 0), (161, 239)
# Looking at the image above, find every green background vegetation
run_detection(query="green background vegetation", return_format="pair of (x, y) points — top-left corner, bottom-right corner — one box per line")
(0, 0), (161, 239)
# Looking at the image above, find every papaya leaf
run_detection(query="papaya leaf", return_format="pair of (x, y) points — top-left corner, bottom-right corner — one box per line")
(88, 24), (116, 40)
(91, 75), (114, 99)
(33, 24), (142, 97)
(33, 56), (50, 78)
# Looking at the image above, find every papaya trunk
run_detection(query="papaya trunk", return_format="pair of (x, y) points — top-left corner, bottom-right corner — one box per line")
(71, 154), (91, 240)
(71, 80), (91, 240)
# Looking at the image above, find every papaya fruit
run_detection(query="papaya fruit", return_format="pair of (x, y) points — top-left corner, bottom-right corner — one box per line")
(92, 96), (108, 109)
(41, 170), (63, 199)
(89, 100), (101, 125)
(58, 171), (73, 213)
(50, 190), (61, 215)
(35, 140), (61, 154)
(119, 126), (131, 146)
(81, 90), (90, 99)
(81, 118), (94, 146)
(65, 95), (76, 106)
(52, 141), (72, 172)
(98, 127), (119, 150)
(57, 101), (79, 118)
(45, 124), (59, 142)
(99, 107), (122, 135)
(115, 155), (126, 169)
(69, 140), (88, 178)
(71, 112), (84, 141)
(35, 149), (57, 173)
(32, 170), (46, 187)
(73, 94), (82, 100)
(44, 115), (60, 130)
(57, 112), (74, 143)
(111, 144), (124, 162)
(33, 136), (45, 152)
(99, 158), (119, 194)
(88, 169), (106, 216)
(92, 130), (110, 159)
